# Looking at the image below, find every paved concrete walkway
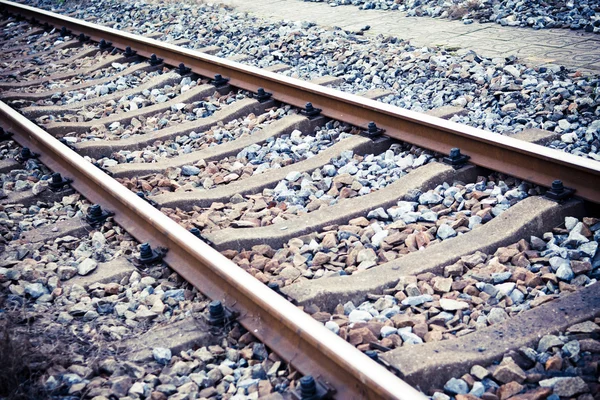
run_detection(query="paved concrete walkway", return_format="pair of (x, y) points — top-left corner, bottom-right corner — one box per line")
(212, 0), (600, 73)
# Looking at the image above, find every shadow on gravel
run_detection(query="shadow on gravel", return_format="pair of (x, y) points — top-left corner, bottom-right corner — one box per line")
(0, 295), (101, 399)
(0, 312), (49, 399)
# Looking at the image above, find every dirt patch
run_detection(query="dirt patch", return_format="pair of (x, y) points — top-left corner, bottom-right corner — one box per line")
(0, 296), (101, 399)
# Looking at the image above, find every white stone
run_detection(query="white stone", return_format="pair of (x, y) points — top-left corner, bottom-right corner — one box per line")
(77, 258), (97, 276)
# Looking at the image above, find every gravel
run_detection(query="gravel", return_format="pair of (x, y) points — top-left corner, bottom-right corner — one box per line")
(169, 141), (436, 240)
(20, 0), (600, 162)
(35, 75), (211, 126)
(302, 0), (600, 33)
(431, 317), (600, 399)
(302, 214), (599, 356)
(1, 37), (107, 83)
(19, 63), (154, 107)
(222, 173), (535, 284)
(105, 103), (292, 167)
(6, 60), (139, 97)
(117, 117), (346, 194)
(0, 153), (295, 399)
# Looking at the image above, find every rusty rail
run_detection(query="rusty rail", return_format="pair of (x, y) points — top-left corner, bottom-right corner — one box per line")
(2, 0), (599, 202)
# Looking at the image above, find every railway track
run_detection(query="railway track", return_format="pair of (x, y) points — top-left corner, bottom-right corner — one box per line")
(0, 1), (599, 399)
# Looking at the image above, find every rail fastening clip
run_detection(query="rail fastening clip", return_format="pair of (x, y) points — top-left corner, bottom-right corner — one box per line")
(301, 102), (322, 118)
(255, 87), (272, 102)
(48, 172), (72, 192)
(213, 74), (230, 87)
(545, 180), (575, 202)
(85, 204), (113, 226)
(443, 147), (470, 169)
(136, 243), (163, 265)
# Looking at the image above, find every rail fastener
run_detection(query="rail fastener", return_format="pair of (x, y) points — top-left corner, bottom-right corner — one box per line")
(442, 147), (470, 168)
(301, 102), (321, 118)
(255, 87), (273, 102)
(48, 172), (72, 192)
(85, 204), (113, 226)
(136, 242), (164, 265)
(545, 179), (575, 202)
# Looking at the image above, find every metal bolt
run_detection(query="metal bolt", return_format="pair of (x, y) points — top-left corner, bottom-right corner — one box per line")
(362, 121), (384, 139)
(99, 39), (112, 49)
(88, 204), (102, 218)
(123, 46), (136, 57)
(139, 243), (153, 259)
(208, 300), (226, 325)
(60, 26), (69, 36)
(0, 127), (12, 141)
(20, 147), (33, 160)
(301, 102), (322, 118)
(299, 376), (317, 398)
(267, 282), (280, 292)
(545, 179), (574, 202)
(51, 173), (62, 184)
(255, 87), (272, 102)
(209, 300), (224, 318)
(443, 147), (470, 168)
(136, 242), (163, 264)
(367, 122), (378, 134)
(190, 227), (201, 238)
(78, 33), (89, 42)
(365, 350), (378, 361)
(178, 63), (191, 75)
(49, 172), (71, 192)
(551, 180), (564, 193)
(149, 54), (163, 66)
(213, 74), (229, 87)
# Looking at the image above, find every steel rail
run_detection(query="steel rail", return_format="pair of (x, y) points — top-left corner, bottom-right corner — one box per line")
(2, 0), (599, 202)
(0, 99), (427, 399)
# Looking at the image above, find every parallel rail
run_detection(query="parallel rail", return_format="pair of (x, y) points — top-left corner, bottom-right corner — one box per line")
(1, 1), (599, 398)
(2, 0), (599, 202)
(0, 4), (426, 399)
(0, 100), (426, 399)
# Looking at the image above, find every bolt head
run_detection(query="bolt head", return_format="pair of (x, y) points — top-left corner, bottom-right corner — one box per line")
(551, 180), (564, 191)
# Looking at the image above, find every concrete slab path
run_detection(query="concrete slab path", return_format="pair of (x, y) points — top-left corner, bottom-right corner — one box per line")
(211, 0), (600, 73)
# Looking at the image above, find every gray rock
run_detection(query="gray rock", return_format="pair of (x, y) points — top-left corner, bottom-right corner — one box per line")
(540, 377), (589, 397)
(401, 294), (433, 307)
(487, 307), (508, 325)
(437, 224), (456, 240)
(111, 376), (132, 397)
(77, 258), (97, 276)
(444, 378), (469, 395)
(418, 192), (442, 205)
(562, 340), (580, 358)
(367, 207), (389, 220)
(153, 347), (172, 365)
(348, 309), (373, 323)
(181, 165), (201, 176)
(398, 329), (423, 345)
(556, 264), (574, 281)
(25, 283), (48, 299)
(537, 335), (564, 353)
(325, 321), (340, 334)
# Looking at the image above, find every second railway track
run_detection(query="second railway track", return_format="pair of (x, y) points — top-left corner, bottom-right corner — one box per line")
(0, 1), (600, 399)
